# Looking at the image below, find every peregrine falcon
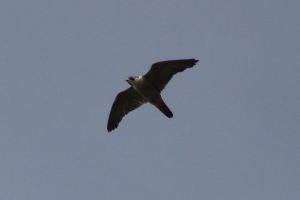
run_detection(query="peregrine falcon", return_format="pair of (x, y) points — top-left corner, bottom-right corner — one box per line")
(107, 59), (198, 132)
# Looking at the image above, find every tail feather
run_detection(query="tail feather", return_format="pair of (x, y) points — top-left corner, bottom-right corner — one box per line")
(155, 98), (173, 118)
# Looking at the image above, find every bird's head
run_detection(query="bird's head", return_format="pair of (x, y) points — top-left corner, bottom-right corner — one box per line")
(126, 76), (139, 85)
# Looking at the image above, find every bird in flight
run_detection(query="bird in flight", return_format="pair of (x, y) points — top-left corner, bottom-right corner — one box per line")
(107, 59), (199, 132)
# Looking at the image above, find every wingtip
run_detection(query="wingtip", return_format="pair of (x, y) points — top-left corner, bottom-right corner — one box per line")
(107, 124), (115, 132)
(191, 58), (199, 64)
(185, 59), (199, 67)
(107, 125), (116, 132)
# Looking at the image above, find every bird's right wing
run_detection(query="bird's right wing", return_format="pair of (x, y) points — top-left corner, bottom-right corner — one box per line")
(107, 87), (147, 132)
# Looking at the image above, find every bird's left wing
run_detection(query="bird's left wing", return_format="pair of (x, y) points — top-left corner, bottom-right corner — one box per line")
(107, 87), (147, 132)
(143, 59), (198, 92)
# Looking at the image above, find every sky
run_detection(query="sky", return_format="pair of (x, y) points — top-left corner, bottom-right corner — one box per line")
(1, 1), (299, 199)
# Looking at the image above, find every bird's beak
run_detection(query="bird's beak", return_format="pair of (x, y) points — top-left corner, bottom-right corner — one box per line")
(126, 78), (129, 82)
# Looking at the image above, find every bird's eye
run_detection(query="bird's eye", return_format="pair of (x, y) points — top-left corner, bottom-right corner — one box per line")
(130, 77), (134, 81)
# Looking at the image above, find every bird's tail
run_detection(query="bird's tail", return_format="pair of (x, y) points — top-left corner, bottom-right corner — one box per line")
(155, 98), (173, 118)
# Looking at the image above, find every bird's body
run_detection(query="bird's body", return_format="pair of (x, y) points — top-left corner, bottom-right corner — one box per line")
(107, 59), (198, 132)
(128, 76), (173, 118)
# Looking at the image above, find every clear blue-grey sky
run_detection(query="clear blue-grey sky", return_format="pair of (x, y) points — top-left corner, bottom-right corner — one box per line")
(1, 1), (299, 199)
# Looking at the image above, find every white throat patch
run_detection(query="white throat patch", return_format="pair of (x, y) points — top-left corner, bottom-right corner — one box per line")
(132, 76), (144, 90)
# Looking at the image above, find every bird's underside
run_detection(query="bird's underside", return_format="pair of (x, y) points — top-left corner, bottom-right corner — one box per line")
(107, 59), (198, 132)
